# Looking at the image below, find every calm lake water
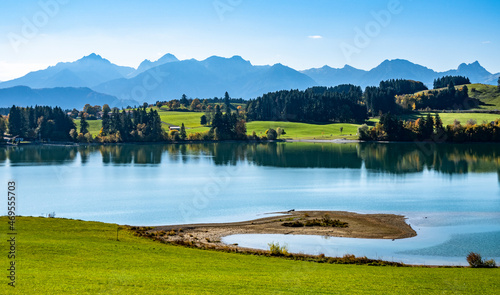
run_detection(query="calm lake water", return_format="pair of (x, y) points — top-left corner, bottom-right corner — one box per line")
(1, 142), (499, 265)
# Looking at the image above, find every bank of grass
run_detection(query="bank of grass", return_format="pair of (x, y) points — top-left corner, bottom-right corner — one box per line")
(415, 83), (500, 110)
(402, 112), (500, 126)
(156, 109), (206, 128)
(468, 83), (500, 110)
(246, 121), (360, 140)
(3, 216), (499, 294)
(147, 109), (363, 139)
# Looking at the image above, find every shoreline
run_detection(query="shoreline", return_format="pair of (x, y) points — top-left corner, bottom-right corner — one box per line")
(5, 138), (500, 147)
(149, 210), (416, 252)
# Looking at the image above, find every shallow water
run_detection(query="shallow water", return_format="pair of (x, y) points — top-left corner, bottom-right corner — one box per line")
(1, 142), (499, 265)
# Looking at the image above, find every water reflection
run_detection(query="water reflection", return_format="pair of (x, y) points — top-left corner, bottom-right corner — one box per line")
(1, 142), (499, 177)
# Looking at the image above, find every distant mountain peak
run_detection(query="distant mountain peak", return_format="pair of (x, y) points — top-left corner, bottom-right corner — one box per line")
(342, 64), (362, 71)
(458, 61), (484, 71)
(81, 53), (105, 61)
(380, 59), (414, 66)
(133, 53), (180, 77)
(156, 53), (179, 63)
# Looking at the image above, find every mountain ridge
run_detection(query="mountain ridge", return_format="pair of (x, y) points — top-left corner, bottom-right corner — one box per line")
(0, 54), (498, 105)
(0, 86), (136, 110)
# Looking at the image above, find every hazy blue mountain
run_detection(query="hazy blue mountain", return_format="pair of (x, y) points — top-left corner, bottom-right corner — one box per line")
(361, 59), (437, 86)
(301, 65), (366, 86)
(2, 54), (498, 105)
(130, 53), (180, 77)
(303, 59), (498, 89)
(485, 73), (500, 85)
(0, 86), (136, 109)
(94, 56), (317, 101)
(0, 54), (134, 89)
(439, 61), (493, 84)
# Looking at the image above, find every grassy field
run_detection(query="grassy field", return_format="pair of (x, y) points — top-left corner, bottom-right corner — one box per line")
(3, 216), (498, 294)
(246, 121), (360, 140)
(468, 83), (500, 110)
(156, 109), (206, 128)
(74, 107), (499, 140)
(74, 119), (102, 134)
(155, 109), (363, 139)
(401, 112), (500, 126)
(415, 83), (500, 110)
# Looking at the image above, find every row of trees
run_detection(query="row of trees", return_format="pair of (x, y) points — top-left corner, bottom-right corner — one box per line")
(359, 113), (500, 143)
(245, 85), (367, 123)
(365, 79), (429, 115)
(434, 76), (470, 89)
(396, 83), (476, 110)
(93, 107), (165, 143)
(0, 116), (6, 141)
(379, 79), (428, 95)
(156, 92), (243, 112)
(7, 106), (75, 141)
(244, 78), (474, 124)
(209, 105), (247, 140)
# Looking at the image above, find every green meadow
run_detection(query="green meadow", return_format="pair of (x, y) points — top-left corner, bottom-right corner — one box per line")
(73, 96), (499, 140)
(2, 217), (498, 294)
(74, 119), (102, 135)
(415, 83), (500, 111)
(401, 112), (500, 126)
(246, 121), (360, 140)
(468, 83), (500, 110)
(156, 110), (361, 139)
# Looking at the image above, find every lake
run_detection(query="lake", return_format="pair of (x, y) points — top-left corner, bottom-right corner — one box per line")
(1, 142), (499, 265)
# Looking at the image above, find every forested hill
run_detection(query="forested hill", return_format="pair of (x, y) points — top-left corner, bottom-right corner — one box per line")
(245, 85), (367, 123)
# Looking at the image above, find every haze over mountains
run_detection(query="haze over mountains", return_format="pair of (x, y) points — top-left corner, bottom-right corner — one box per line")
(0, 53), (498, 109)
(0, 86), (130, 110)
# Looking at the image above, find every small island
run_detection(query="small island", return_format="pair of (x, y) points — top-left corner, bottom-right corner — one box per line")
(145, 211), (416, 251)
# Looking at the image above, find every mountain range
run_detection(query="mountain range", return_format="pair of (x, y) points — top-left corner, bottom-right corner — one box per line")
(0, 86), (135, 110)
(0, 53), (498, 109)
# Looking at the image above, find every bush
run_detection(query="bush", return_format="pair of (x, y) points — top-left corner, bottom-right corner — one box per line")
(282, 220), (304, 227)
(169, 130), (180, 141)
(268, 242), (289, 256)
(304, 215), (348, 228)
(358, 124), (371, 140)
(467, 252), (497, 268)
(265, 128), (278, 140)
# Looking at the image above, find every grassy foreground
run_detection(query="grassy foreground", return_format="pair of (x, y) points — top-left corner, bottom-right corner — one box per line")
(2, 217), (499, 294)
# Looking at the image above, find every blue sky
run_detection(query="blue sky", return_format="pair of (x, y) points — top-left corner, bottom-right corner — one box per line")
(0, 0), (499, 81)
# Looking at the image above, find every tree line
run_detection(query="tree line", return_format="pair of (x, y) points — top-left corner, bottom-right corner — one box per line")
(245, 85), (367, 123)
(1, 104), (285, 143)
(434, 76), (470, 89)
(359, 112), (500, 143)
(396, 83), (477, 111)
(155, 92), (244, 112)
(94, 107), (164, 143)
(364, 79), (429, 115)
(244, 79), (432, 124)
(6, 105), (75, 141)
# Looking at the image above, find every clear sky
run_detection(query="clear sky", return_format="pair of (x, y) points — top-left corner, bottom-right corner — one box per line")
(0, 0), (499, 81)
